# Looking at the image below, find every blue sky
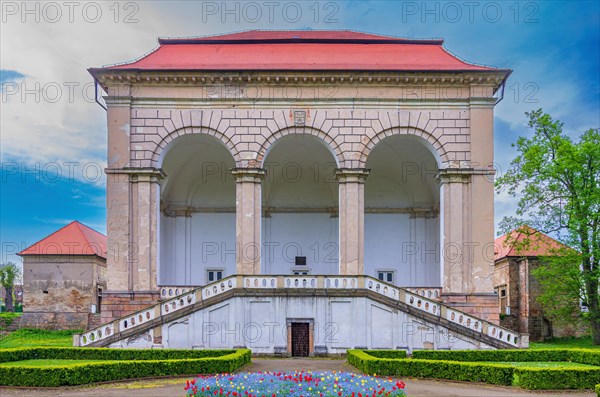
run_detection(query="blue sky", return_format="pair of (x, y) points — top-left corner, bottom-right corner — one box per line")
(1, 0), (599, 265)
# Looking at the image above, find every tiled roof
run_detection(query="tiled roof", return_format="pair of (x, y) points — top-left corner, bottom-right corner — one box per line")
(494, 225), (571, 261)
(96, 30), (502, 72)
(18, 221), (107, 259)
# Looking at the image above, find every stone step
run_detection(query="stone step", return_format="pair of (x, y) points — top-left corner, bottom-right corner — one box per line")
(77, 275), (528, 351)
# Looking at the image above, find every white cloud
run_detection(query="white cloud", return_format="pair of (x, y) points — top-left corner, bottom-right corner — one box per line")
(0, 2), (227, 183)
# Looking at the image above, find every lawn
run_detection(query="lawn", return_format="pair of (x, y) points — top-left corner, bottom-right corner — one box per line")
(0, 359), (118, 367)
(484, 361), (598, 369)
(530, 336), (600, 349)
(0, 329), (77, 348)
(0, 312), (22, 326)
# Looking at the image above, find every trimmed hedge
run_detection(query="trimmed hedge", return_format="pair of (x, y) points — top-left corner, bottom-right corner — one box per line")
(515, 368), (600, 390)
(0, 347), (238, 363)
(361, 350), (407, 359)
(0, 348), (251, 387)
(347, 350), (514, 386)
(349, 349), (600, 390)
(412, 348), (600, 365)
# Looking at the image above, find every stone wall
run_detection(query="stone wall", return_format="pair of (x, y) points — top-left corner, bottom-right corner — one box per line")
(109, 295), (495, 354)
(19, 312), (89, 330)
(494, 257), (588, 341)
(21, 255), (107, 329)
(100, 292), (159, 324)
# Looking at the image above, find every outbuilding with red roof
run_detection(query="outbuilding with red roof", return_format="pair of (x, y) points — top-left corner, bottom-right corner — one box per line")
(18, 221), (107, 330)
(493, 226), (585, 341)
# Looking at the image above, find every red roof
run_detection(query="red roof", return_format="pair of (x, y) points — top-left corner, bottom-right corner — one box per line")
(494, 225), (571, 261)
(18, 221), (107, 259)
(96, 30), (502, 72)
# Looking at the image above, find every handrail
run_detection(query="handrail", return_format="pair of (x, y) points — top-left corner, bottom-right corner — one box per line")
(77, 274), (527, 349)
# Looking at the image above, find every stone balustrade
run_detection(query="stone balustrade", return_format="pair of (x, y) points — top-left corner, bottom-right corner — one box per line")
(77, 274), (526, 348)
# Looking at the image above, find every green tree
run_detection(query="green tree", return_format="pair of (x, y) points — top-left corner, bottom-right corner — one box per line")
(0, 262), (22, 312)
(496, 109), (600, 344)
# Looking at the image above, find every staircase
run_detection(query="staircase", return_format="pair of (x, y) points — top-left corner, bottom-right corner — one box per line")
(76, 275), (528, 350)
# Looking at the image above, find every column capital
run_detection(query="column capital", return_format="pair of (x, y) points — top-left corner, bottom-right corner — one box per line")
(105, 167), (166, 183)
(436, 168), (496, 183)
(232, 168), (266, 183)
(336, 168), (370, 183)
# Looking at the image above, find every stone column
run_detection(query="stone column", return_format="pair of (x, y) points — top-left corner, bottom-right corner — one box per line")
(103, 167), (164, 322)
(104, 93), (131, 293)
(130, 169), (164, 292)
(438, 169), (471, 294)
(438, 168), (498, 323)
(337, 168), (370, 275)
(232, 168), (265, 275)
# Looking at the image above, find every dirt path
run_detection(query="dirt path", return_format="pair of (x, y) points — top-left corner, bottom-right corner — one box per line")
(1, 359), (595, 397)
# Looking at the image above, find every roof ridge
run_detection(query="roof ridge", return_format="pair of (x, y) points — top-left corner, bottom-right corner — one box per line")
(73, 220), (106, 241)
(157, 29), (444, 45)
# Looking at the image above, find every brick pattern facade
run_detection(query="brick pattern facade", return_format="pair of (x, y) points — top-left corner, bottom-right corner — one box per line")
(100, 292), (160, 324)
(442, 293), (499, 325)
(128, 108), (471, 170)
(97, 66), (504, 326)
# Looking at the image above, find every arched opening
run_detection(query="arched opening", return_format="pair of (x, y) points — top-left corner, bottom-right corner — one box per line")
(364, 135), (441, 287)
(261, 134), (339, 275)
(159, 134), (236, 286)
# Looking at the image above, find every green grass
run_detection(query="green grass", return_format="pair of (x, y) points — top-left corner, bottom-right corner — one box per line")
(485, 361), (599, 369)
(0, 312), (22, 324)
(0, 329), (78, 349)
(0, 359), (119, 368)
(530, 336), (599, 349)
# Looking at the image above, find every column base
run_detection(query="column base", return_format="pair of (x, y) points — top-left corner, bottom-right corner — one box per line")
(442, 293), (499, 324)
(100, 291), (160, 324)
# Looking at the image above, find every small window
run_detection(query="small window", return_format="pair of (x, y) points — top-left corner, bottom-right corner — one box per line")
(293, 270), (309, 276)
(377, 271), (394, 283)
(295, 256), (307, 266)
(499, 286), (508, 315)
(207, 269), (224, 283)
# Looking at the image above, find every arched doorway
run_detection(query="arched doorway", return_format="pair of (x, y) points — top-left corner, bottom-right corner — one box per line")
(159, 134), (236, 285)
(261, 134), (339, 275)
(364, 134), (441, 287)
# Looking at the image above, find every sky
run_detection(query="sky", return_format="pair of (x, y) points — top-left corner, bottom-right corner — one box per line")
(1, 0), (599, 266)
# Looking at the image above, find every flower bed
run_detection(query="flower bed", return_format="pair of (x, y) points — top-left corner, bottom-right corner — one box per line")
(185, 371), (406, 397)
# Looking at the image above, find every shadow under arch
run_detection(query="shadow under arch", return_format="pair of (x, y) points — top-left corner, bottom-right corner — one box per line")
(152, 127), (240, 169)
(360, 127), (447, 168)
(159, 133), (237, 206)
(158, 132), (237, 287)
(258, 127), (342, 168)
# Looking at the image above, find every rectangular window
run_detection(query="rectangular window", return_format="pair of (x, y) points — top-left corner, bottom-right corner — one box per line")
(377, 271), (394, 283)
(293, 270), (309, 275)
(295, 256), (307, 266)
(207, 269), (224, 283)
(499, 286), (508, 315)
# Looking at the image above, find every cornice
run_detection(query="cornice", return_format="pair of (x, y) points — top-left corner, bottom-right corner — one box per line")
(94, 70), (507, 90)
